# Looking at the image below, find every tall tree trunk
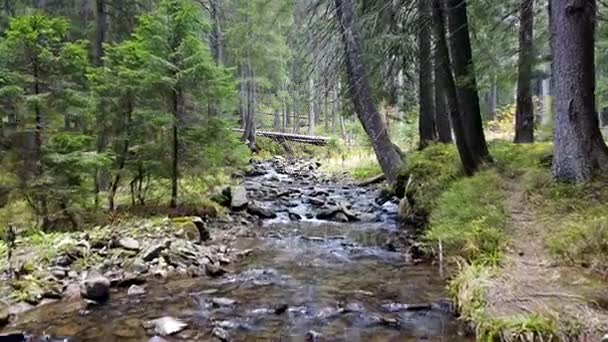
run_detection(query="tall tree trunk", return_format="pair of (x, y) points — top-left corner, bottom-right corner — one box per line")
(243, 65), (257, 149)
(273, 109), (280, 131)
(551, 0), (608, 182)
(334, 0), (403, 182)
(109, 97), (133, 211)
(94, 0), (107, 67)
(308, 77), (315, 135)
(239, 66), (246, 129)
(170, 87), (182, 208)
(445, 0), (491, 164)
(488, 75), (498, 119)
(514, 0), (535, 143)
(210, 0), (224, 65)
(433, 12), (452, 144)
(432, 0), (476, 175)
(418, 0), (437, 149)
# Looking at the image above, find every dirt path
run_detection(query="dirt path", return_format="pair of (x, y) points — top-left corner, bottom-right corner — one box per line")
(484, 179), (608, 340)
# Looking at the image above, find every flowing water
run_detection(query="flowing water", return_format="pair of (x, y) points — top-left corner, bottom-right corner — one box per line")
(6, 159), (473, 342)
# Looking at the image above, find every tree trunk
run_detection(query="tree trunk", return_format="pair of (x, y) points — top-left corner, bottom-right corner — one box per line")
(418, 0), (437, 149)
(242, 65), (257, 149)
(551, 0), (608, 182)
(514, 0), (535, 143)
(170, 87), (183, 208)
(210, 0), (224, 65)
(308, 77), (315, 135)
(445, 0), (491, 164)
(488, 75), (498, 119)
(109, 97), (133, 211)
(94, 0), (107, 67)
(334, 0), (403, 182)
(432, 0), (476, 175)
(433, 12), (452, 144)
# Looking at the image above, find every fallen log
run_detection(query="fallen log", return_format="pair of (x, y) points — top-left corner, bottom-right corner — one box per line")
(232, 129), (331, 146)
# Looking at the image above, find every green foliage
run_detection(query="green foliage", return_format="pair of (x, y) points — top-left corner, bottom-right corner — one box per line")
(426, 170), (507, 262)
(351, 160), (382, 180)
(490, 141), (553, 175)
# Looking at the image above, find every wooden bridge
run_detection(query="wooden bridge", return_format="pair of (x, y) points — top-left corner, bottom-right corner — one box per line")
(233, 129), (331, 146)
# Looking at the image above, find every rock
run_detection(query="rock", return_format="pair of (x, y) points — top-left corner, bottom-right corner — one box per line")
(333, 212), (349, 223)
(288, 212), (302, 221)
(130, 258), (149, 274)
(127, 284), (146, 296)
(204, 263), (227, 277)
(63, 283), (81, 300)
(273, 304), (288, 315)
(149, 337), (170, 342)
(601, 334), (608, 342)
(307, 197), (326, 206)
(0, 333), (26, 342)
(316, 207), (341, 220)
(230, 186), (249, 210)
(140, 243), (168, 262)
(118, 237), (140, 251)
(0, 305), (10, 327)
(50, 266), (69, 280)
(211, 297), (237, 307)
(247, 202), (277, 219)
(212, 327), (230, 341)
(192, 217), (210, 242)
(7, 302), (33, 316)
(305, 330), (322, 342)
(147, 316), (188, 336)
(80, 270), (111, 302)
(117, 272), (146, 288)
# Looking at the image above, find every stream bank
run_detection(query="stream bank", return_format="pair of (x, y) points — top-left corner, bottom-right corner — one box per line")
(0, 157), (471, 341)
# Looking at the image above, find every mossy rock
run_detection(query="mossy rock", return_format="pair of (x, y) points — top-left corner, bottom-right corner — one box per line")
(171, 217), (200, 241)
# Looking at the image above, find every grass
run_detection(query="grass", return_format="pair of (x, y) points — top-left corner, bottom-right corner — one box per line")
(425, 169), (507, 263)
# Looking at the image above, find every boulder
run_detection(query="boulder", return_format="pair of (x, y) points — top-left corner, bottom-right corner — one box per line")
(247, 202), (277, 219)
(333, 212), (349, 223)
(230, 186), (249, 210)
(80, 270), (111, 302)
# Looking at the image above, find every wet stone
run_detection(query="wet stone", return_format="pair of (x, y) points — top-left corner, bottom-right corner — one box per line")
(127, 284), (146, 296)
(118, 237), (140, 251)
(80, 270), (111, 302)
(0, 305), (10, 327)
(212, 327), (229, 341)
(146, 316), (188, 336)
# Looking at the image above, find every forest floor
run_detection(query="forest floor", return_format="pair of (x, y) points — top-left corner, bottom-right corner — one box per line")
(484, 179), (608, 340)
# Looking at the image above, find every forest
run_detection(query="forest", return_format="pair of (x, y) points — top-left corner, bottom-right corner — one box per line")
(0, 0), (607, 341)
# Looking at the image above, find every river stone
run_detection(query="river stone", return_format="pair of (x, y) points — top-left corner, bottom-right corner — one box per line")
(147, 316), (188, 336)
(230, 186), (249, 210)
(81, 270), (111, 302)
(8, 302), (34, 316)
(0, 333), (26, 342)
(212, 327), (229, 341)
(247, 202), (277, 219)
(149, 337), (170, 342)
(333, 212), (349, 223)
(140, 243), (167, 262)
(601, 334), (608, 342)
(211, 297), (237, 307)
(0, 305), (9, 327)
(127, 284), (146, 296)
(192, 217), (210, 242)
(118, 237), (140, 251)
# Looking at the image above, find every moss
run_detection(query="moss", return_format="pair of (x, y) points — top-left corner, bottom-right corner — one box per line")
(397, 143), (462, 212)
(351, 160), (382, 180)
(425, 170), (507, 262)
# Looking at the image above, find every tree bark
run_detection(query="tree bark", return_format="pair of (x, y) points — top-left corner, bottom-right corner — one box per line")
(334, 0), (403, 182)
(170, 87), (183, 208)
(551, 0), (608, 182)
(432, 0), (476, 175)
(210, 0), (224, 65)
(109, 97), (133, 211)
(514, 0), (535, 143)
(418, 0), (437, 148)
(94, 0), (107, 67)
(445, 0), (491, 164)
(308, 77), (315, 135)
(433, 12), (452, 144)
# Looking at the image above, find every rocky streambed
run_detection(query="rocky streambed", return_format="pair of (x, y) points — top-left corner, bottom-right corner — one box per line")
(0, 157), (473, 341)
